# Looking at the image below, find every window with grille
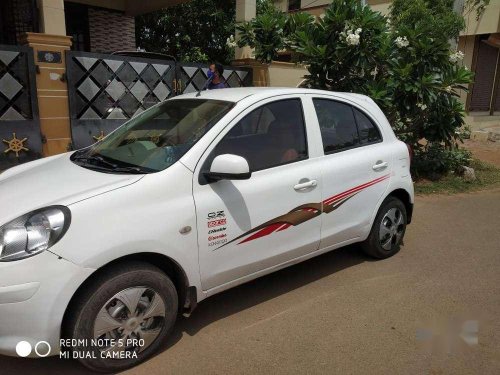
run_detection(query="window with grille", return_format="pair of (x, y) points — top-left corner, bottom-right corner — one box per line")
(0, 0), (39, 45)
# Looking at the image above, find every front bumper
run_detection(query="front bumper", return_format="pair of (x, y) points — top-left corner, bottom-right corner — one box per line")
(0, 251), (94, 357)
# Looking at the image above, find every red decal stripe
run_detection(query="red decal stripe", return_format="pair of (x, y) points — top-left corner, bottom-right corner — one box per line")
(323, 174), (390, 205)
(277, 223), (292, 232)
(238, 223), (285, 244)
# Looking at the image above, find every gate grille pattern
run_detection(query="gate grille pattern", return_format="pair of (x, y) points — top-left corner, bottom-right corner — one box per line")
(66, 51), (176, 149)
(66, 51), (253, 149)
(177, 63), (252, 94)
(0, 47), (34, 120)
(68, 54), (175, 120)
(0, 44), (41, 170)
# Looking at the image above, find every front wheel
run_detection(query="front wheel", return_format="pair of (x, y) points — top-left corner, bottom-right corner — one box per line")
(361, 197), (407, 259)
(65, 262), (178, 373)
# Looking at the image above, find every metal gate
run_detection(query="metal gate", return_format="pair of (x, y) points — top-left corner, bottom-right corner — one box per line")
(0, 44), (41, 170)
(66, 51), (253, 149)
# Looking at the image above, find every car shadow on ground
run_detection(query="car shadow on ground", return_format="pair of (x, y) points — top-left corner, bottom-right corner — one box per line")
(0, 244), (373, 374)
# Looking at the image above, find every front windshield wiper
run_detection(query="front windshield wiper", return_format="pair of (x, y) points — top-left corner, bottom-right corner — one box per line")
(109, 166), (146, 174)
(73, 153), (117, 167)
(72, 153), (150, 174)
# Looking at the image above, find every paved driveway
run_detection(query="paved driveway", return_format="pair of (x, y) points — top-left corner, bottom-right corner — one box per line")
(2, 189), (500, 374)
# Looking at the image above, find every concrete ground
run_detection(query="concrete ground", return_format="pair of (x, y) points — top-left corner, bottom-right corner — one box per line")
(464, 139), (500, 168)
(1, 189), (499, 374)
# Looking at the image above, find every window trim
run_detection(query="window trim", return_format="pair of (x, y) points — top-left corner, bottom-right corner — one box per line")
(198, 97), (309, 185)
(312, 97), (383, 156)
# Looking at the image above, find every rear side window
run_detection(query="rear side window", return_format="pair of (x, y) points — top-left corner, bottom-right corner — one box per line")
(354, 108), (382, 145)
(313, 99), (359, 153)
(205, 98), (308, 173)
(313, 98), (383, 154)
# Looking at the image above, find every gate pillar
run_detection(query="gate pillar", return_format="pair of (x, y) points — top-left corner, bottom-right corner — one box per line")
(21, 32), (72, 156)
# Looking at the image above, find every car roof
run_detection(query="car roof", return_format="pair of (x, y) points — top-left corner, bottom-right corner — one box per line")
(174, 87), (376, 107)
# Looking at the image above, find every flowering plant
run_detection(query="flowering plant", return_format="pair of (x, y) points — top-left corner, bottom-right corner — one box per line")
(395, 36), (409, 48)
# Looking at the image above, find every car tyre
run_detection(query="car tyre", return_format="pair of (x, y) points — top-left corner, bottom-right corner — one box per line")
(65, 261), (178, 373)
(361, 196), (407, 259)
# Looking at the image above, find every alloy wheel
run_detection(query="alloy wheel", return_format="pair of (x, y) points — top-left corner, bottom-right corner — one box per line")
(379, 207), (405, 251)
(93, 287), (166, 356)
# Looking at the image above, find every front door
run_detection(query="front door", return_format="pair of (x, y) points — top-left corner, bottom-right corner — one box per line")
(193, 97), (322, 291)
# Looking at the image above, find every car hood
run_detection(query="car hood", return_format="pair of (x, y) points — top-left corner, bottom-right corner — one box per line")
(0, 153), (143, 225)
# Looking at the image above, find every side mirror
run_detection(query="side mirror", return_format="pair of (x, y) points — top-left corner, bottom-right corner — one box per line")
(204, 154), (251, 182)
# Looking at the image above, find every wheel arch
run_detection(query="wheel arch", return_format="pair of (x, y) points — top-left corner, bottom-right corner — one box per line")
(61, 252), (195, 339)
(387, 188), (413, 224)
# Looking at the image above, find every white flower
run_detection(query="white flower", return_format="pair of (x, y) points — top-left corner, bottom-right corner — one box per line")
(370, 66), (378, 77)
(175, 32), (180, 37)
(226, 35), (237, 48)
(449, 50), (465, 63)
(342, 25), (361, 46)
(395, 36), (409, 48)
(445, 86), (453, 93)
(346, 33), (360, 45)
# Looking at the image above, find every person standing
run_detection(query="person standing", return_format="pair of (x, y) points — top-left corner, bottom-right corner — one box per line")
(208, 63), (227, 90)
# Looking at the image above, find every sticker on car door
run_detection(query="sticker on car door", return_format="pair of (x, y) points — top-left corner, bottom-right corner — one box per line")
(214, 174), (390, 250)
(207, 211), (228, 247)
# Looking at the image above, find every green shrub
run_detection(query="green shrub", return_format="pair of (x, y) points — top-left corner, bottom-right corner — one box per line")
(412, 144), (472, 179)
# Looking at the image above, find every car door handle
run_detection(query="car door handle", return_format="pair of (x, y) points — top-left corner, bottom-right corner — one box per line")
(372, 161), (389, 171)
(294, 180), (317, 191)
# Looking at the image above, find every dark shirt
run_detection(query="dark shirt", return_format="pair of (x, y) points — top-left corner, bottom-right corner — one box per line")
(208, 81), (226, 90)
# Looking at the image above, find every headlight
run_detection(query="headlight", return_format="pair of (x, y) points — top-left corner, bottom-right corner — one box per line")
(0, 206), (71, 262)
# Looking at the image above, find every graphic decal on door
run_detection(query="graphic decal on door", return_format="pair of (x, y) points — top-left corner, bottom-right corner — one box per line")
(214, 174), (390, 250)
(207, 211), (229, 247)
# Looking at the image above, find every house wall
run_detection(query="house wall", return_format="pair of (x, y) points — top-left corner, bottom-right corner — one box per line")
(268, 62), (308, 87)
(458, 35), (476, 105)
(367, 0), (391, 16)
(274, 0), (391, 16)
(88, 7), (136, 53)
(461, 0), (500, 36)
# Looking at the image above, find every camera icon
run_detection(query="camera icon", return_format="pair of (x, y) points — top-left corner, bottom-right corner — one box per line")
(16, 341), (51, 357)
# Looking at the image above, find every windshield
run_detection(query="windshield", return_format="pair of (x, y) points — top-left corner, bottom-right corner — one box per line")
(71, 99), (234, 173)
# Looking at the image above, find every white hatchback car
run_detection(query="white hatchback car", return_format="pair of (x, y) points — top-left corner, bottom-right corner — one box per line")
(0, 88), (413, 371)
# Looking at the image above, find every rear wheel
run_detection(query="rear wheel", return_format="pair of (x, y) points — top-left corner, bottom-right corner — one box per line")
(361, 197), (407, 259)
(66, 262), (178, 373)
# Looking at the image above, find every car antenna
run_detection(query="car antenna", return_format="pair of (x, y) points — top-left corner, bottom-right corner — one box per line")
(196, 75), (213, 97)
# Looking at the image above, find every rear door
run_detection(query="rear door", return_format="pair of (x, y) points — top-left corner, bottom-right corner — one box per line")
(309, 96), (393, 249)
(193, 95), (323, 291)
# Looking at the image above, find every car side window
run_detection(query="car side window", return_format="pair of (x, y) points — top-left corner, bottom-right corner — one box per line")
(313, 99), (359, 154)
(353, 108), (382, 145)
(204, 99), (308, 174)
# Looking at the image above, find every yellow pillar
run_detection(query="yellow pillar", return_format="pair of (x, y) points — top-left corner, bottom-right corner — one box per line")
(235, 0), (256, 60)
(232, 59), (270, 87)
(20, 0), (72, 156)
(37, 0), (67, 36)
(20, 32), (72, 157)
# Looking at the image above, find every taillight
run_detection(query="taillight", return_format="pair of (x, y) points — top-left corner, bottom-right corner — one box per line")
(406, 144), (413, 166)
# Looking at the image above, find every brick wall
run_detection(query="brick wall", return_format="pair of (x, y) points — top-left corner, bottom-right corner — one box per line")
(88, 8), (136, 53)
